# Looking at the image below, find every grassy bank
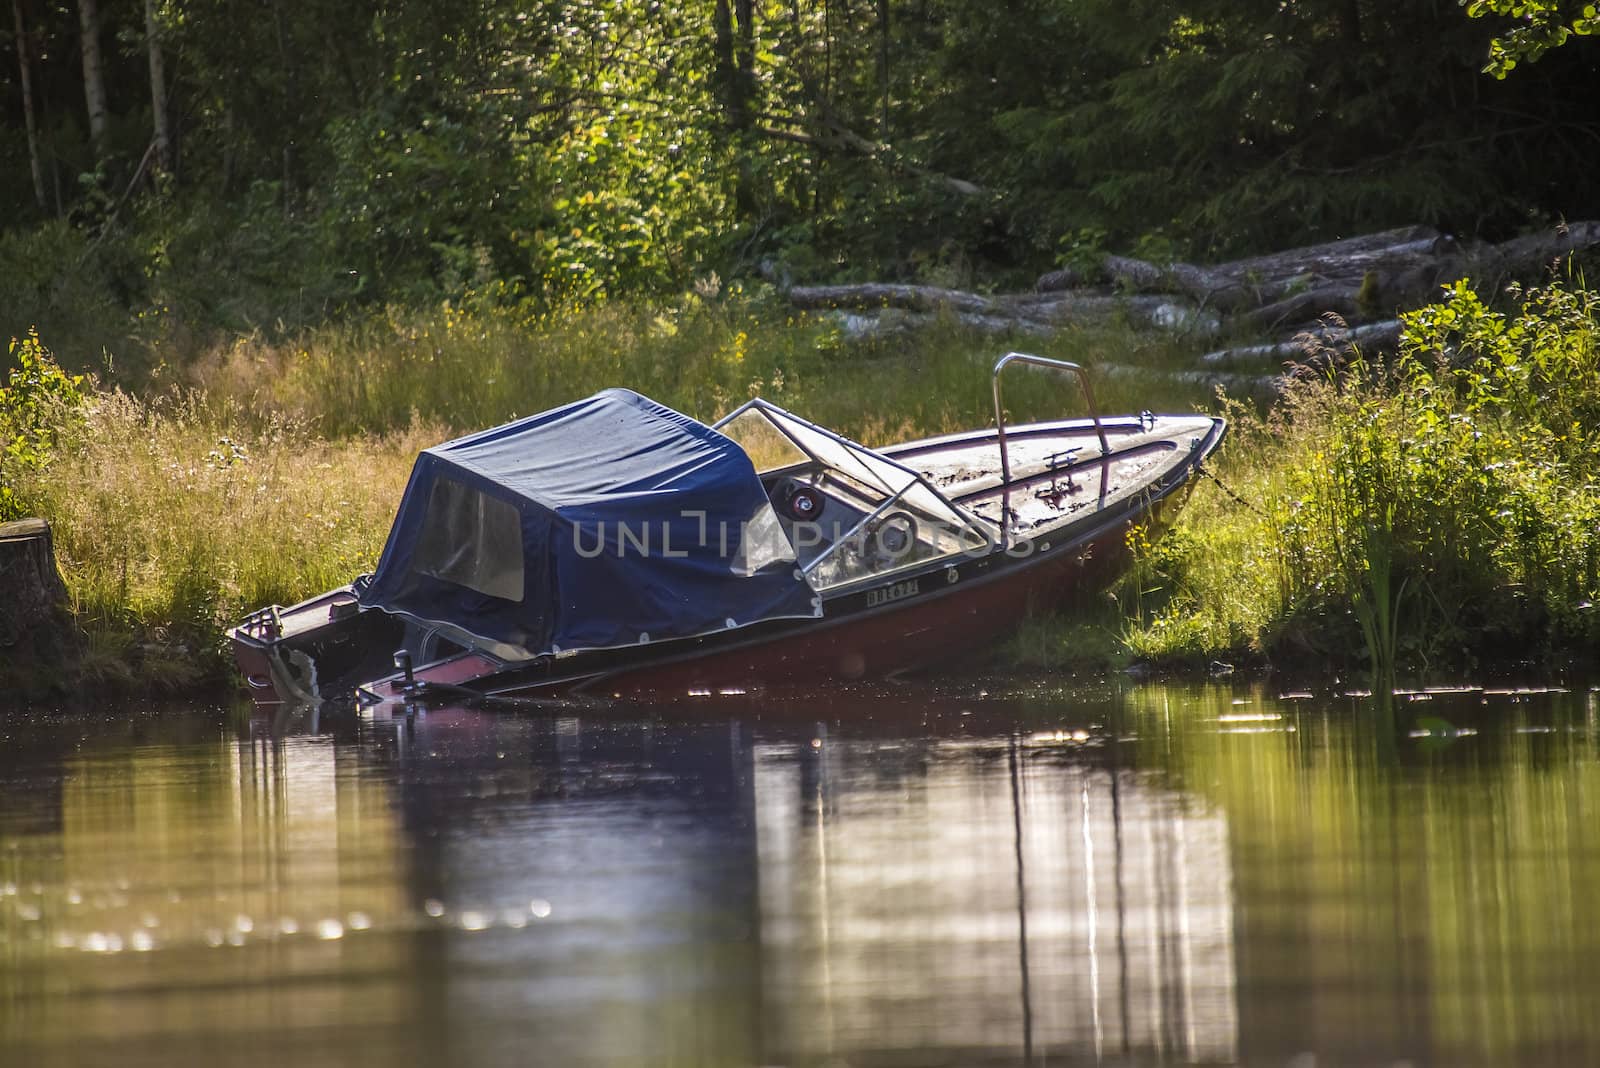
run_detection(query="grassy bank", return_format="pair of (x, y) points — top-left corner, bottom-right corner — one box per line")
(3, 296), (1215, 696)
(4, 281), (1598, 697)
(192, 293), (1215, 440)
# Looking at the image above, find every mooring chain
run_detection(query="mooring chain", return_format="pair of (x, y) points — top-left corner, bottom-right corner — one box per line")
(1195, 462), (1269, 518)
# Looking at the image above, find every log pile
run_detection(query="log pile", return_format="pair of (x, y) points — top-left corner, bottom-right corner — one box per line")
(780, 222), (1600, 378)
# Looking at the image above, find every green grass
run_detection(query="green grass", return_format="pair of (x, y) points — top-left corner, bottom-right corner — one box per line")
(193, 293), (1222, 443)
(8, 389), (435, 691)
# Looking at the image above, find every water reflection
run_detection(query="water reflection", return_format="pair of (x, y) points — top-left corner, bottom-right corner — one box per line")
(753, 733), (1235, 1064)
(1, 683), (1598, 1066)
(0, 715), (417, 1068)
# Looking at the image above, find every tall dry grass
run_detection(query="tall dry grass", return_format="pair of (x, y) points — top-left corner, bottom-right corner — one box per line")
(193, 295), (1219, 445)
(15, 390), (439, 687)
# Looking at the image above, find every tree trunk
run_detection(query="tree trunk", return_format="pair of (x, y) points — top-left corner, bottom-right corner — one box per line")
(77, 0), (110, 165)
(11, 0), (46, 209)
(144, 0), (173, 175)
(713, 0), (742, 128)
(735, 0), (756, 115)
(876, 0), (890, 138)
(0, 519), (71, 649)
(271, 0), (299, 198)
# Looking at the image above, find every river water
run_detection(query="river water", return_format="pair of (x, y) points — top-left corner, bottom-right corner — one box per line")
(2, 680), (1598, 1067)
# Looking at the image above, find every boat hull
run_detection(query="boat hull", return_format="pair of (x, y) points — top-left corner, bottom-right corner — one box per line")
(554, 505), (1139, 698)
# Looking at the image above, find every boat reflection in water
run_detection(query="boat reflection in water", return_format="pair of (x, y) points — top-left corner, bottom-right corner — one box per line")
(0, 695), (1237, 1066)
(358, 693), (1238, 1067)
(752, 730), (1236, 1065)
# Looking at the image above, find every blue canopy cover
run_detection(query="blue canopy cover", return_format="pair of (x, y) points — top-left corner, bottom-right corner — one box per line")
(360, 389), (817, 658)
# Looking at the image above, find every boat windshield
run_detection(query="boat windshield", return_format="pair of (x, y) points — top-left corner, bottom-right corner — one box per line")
(716, 400), (994, 591)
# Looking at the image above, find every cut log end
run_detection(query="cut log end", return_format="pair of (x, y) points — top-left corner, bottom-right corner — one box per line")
(0, 517), (74, 666)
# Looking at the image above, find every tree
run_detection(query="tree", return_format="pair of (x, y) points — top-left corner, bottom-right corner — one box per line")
(75, 0), (109, 166)
(10, 0), (47, 210)
(144, 0), (172, 175)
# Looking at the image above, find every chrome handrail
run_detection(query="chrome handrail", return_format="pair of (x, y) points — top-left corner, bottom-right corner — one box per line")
(992, 353), (1108, 543)
(992, 352), (1108, 487)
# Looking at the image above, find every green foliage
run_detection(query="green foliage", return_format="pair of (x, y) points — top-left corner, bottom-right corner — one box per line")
(0, 223), (147, 362)
(10, 0), (1599, 346)
(1127, 280), (1600, 676)
(0, 330), (86, 521)
(1465, 0), (1599, 76)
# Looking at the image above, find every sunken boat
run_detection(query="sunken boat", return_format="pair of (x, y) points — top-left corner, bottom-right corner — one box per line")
(231, 353), (1225, 706)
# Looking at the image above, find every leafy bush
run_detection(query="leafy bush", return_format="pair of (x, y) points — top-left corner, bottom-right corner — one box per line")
(0, 330), (85, 521)
(0, 224), (143, 364)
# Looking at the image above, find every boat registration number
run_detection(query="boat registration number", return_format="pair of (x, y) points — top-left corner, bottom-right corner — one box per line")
(867, 579), (920, 607)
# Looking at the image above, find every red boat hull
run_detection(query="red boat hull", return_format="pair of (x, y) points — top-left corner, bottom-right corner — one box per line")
(557, 514), (1135, 697)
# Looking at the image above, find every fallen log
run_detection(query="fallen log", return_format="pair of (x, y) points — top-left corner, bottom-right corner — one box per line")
(828, 309), (1052, 340)
(1207, 226), (1450, 287)
(1094, 362), (1283, 395)
(1034, 267), (1083, 293)
(1200, 319), (1403, 368)
(996, 292), (1206, 329)
(1078, 226), (1452, 311)
(787, 222), (1599, 377)
(1455, 220), (1600, 288)
(1240, 285), (1367, 332)
(796, 283), (1222, 335)
(788, 283), (1000, 316)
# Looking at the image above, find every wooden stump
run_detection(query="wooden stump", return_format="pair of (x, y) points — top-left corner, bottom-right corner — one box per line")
(0, 519), (74, 690)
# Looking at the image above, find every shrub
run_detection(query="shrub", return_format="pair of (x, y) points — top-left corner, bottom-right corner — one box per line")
(0, 330), (85, 521)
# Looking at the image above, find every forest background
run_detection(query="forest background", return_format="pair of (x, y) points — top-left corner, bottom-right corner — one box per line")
(2, 0), (1597, 357)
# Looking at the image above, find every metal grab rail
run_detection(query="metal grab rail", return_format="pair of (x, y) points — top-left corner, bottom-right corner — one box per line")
(992, 352), (1109, 488)
(239, 603), (283, 639)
